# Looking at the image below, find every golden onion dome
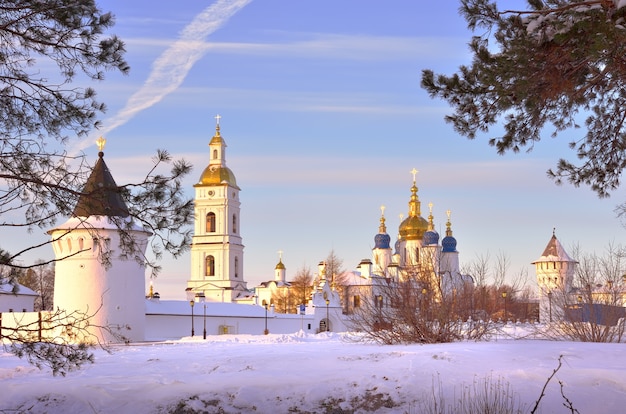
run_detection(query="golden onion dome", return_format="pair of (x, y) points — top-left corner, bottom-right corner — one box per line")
(399, 215), (429, 240)
(275, 259), (286, 270)
(196, 165), (239, 188)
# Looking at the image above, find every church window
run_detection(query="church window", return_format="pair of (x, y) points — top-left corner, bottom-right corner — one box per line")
(78, 237), (84, 251)
(262, 299), (267, 306)
(57, 240), (63, 253)
(353, 295), (361, 308)
(206, 255), (215, 276)
(232, 214), (237, 233)
(206, 212), (216, 233)
(67, 238), (72, 252)
(213, 149), (218, 159)
(235, 257), (239, 278)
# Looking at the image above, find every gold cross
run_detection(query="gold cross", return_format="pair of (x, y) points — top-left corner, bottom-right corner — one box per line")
(215, 114), (221, 126)
(411, 168), (418, 182)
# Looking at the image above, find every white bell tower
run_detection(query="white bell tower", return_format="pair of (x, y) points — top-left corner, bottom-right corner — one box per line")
(187, 115), (247, 302)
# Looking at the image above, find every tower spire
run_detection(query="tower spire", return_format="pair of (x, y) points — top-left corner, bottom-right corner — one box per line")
(427, 202), (435, 231)
(407, 168), (421, 218)
(445, 209), (453, 237)
(378, 205), (387, 233)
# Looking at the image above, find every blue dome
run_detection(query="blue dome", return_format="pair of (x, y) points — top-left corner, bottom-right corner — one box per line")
(422, 230), (439, 246)
(442, 235), (457, 252)
(374, 233), (391, 249)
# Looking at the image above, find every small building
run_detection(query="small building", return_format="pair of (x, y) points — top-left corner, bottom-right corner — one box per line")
(0, 283), (38, 313)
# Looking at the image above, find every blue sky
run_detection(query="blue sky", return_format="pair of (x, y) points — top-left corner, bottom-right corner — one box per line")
(16, 0), (626, 299)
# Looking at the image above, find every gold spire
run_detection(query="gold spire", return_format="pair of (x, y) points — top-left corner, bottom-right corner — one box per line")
(407, 168), (421, 218)
(427, 202), (434, 231)
(445, 209), (453, 237)
(379, 205), (387, 233)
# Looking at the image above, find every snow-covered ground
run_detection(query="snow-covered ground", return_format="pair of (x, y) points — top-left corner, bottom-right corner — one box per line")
(2, 327), (625, 413)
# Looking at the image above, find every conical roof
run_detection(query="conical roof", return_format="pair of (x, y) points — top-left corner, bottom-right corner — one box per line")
(72, 151), (129, 217)
(532, 232), (576, 264)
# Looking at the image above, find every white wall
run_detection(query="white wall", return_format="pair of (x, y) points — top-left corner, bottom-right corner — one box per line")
(144, 299), (348, 341)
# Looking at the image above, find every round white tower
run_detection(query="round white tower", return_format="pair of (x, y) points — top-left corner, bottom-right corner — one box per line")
(532, 230), (577, 323)
(49, 138), (150, 343)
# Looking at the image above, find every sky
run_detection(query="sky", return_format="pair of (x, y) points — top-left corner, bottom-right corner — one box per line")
(12, 0), (626, 299)
(2, 330), (626, 412)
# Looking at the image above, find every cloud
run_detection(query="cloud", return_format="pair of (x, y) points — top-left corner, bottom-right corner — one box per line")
(74, 0), (253, 153)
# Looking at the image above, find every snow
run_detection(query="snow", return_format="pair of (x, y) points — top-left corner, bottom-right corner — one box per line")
(1, 326), (625, 413)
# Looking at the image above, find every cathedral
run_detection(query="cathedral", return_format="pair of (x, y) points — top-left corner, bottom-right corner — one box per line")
(337, 169), (474, 313)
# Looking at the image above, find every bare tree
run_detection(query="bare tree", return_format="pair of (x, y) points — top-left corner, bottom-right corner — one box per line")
(290, 265), (314, 307)
(349, 250), (492, 344)
(19, 261), (55, 311)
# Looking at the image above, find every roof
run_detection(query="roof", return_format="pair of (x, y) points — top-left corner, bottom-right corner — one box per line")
(72, 152), (130, 217)
(0, 283), (38, 296)
(532, 234), (577, 264)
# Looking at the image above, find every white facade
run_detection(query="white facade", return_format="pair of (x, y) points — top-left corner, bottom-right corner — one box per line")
(50, 216), (150, 343)
(187, 120), (247, 302)
(0, 283), (37, 313)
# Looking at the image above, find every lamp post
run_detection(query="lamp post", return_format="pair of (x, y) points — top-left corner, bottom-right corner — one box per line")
(198, 292), (206, 339)
(502, 291), (507, 322)
(325, 299), (330, 332)
(185, 288), (195, 337)
(264, 303), (269, 335)
(190, 299), (195, 337)
(547, 291), (553, 322)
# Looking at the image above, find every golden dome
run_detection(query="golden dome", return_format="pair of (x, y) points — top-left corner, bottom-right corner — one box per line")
(399, 215), (429, 240)
(196, 165), (239, 188)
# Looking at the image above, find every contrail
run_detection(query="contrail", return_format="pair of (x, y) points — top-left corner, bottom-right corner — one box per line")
(77, 0), (252, 151)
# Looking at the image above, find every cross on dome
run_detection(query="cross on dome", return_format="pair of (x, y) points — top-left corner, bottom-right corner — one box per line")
(277, 250), (283, 260)
(380, 205), (386, 216)
(215, 114), (222, 126)
(410, 168), (419, 183)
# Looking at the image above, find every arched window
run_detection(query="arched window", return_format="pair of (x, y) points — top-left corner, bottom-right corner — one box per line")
(206, 255), (215, 276)
(235, 256), (239, 278)
(206, 212), (216, 233)
(67, 238), (72, 252)
(232, 214), (237, 234)
(213, 149), (218, 159)
(78, 237), (84, 251)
